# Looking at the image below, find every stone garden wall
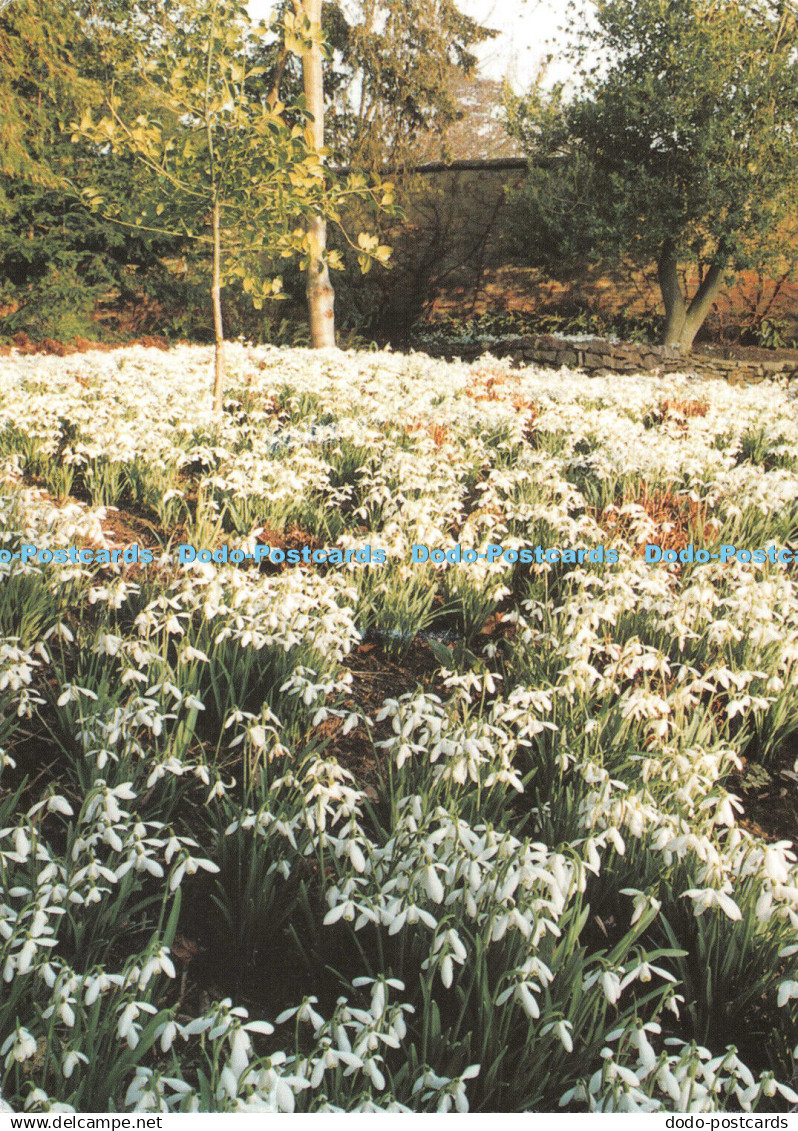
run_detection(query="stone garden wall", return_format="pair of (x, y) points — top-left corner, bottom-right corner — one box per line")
(438, 334), (798, 384)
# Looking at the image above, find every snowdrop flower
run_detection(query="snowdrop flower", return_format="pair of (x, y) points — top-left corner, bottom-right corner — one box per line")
(1, 1027), (37, 1068)
(168, 853), (220, 891)
(276, 996), (325, 1032)
(542, 1019), (574, 1053)
(620, 887), (662, 925)
(681, 886), (742, 921)
(777, 980), (798, 1008)
(599, 969), (622, 1004)
(117, 1001), (158, 1048)
(138, 947), (177, 988)
(61, 1051), (89, 1079)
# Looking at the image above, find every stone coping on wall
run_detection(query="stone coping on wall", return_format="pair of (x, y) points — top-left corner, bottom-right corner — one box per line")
(431, 334), (798, 384)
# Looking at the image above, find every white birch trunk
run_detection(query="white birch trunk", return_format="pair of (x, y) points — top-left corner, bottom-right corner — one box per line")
(299, 0), (336, 348)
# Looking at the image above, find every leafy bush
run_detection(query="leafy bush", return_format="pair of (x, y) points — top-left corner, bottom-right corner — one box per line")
(0, 263), (103, 342)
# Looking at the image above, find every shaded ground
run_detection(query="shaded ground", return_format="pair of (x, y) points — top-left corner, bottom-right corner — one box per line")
(431, 263), (798, 347)
(731, 735), (798, 846)
(694, 341), (798, 363)
(3, 280), (798, 365)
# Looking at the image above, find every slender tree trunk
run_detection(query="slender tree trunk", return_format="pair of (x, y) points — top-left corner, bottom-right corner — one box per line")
(680, 262), (724, 350)
(211, 195), (225, 413)
(658, 244), (726, 353)
(658, 244), (687, 348)
(305, 213), (336, 347)
(298, 0), (336, 348)
(266, 43), (288, 108)
(205, 1), (225, 412)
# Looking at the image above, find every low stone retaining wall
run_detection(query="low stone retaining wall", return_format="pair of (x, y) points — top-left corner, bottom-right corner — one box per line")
(435, 334), (798, 384)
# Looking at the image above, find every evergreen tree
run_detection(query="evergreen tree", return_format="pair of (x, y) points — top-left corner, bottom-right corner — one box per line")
(506, 0), (798, 351)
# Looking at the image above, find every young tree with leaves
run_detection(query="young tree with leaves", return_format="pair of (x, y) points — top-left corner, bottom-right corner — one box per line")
(77, 0), (391, 405)
(506, 0), (798, 351)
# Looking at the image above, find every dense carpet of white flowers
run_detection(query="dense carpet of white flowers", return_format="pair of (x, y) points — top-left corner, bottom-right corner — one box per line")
(1, 342), (798, 1112)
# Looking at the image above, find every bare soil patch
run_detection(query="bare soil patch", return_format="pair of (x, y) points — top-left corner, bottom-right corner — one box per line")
(731, 734), (798, 846)
(597, 484), (712, 555)
(0, 331), (171, 356)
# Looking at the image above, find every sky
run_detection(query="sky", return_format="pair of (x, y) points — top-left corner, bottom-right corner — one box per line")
(455, 0), (572, 83)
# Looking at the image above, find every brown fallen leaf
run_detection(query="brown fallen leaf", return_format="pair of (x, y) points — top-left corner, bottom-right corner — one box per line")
(172, 935), (204, 964)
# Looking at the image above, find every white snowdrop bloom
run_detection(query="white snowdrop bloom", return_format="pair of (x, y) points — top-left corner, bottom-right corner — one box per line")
(347, 840), (367, 873)
(13, 827), (30, 861)
(620, 887), (661, 926)
(42, 795), (73, 818)
(61, 1051), (89, 1079)
(276, 996), (325, 1032)
(777, 980), (798, 1008)
(681, 887), (742, 921)
(180, 1016), (214, 1038)
(83, 972), (118, 1006)
(559, 1080), (589, 1106)
(15, 939), (39, 976)
(763, 844), (794, 885)
(599, 969), (622, 1004)
(94, 633), (124, 656)
(542, 1018), (574, 1053)
(1, 1027), (38, 1067)
(138, 947), (177, 987)
(44, 622), (74, 644)
(632, 1026), (659, 1075)
(168, 853), (219, 891)
(116, 1001), (158, 1048)
(422, 864), (445, 904)
(228, 1028), (252, 1080)
(513, 981), (541, 1020)
(249, 725), (267, 750)
(22, 1088), (55, 1111)
(158, 1021), (179, 1053)
(243, 1019), (274, 1036)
